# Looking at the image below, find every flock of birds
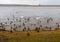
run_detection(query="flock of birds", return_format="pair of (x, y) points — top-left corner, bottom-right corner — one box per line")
(0, 16), (59, 32)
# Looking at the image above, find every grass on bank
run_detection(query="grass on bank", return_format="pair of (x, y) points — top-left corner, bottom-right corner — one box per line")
(0, 30), (60, 42)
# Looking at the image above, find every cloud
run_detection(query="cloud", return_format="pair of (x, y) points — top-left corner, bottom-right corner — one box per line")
(0, 0), (60, 5)
(40, 0), (60, 5)
(0, 0), (39, 5)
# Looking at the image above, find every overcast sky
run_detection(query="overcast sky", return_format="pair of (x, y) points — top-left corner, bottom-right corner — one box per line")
(0, 0), (60, 5)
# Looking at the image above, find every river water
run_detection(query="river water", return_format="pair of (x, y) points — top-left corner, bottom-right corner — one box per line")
(0, 5), (60, 31)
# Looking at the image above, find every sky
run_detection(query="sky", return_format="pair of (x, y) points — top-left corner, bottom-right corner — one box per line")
(0, 0), (60, 5)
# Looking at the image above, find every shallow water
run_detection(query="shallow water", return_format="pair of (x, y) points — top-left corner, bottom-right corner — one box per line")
(0, 6), (60, 30)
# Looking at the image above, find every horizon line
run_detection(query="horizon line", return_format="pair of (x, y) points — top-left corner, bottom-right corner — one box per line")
(0, 4), (60, 7)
